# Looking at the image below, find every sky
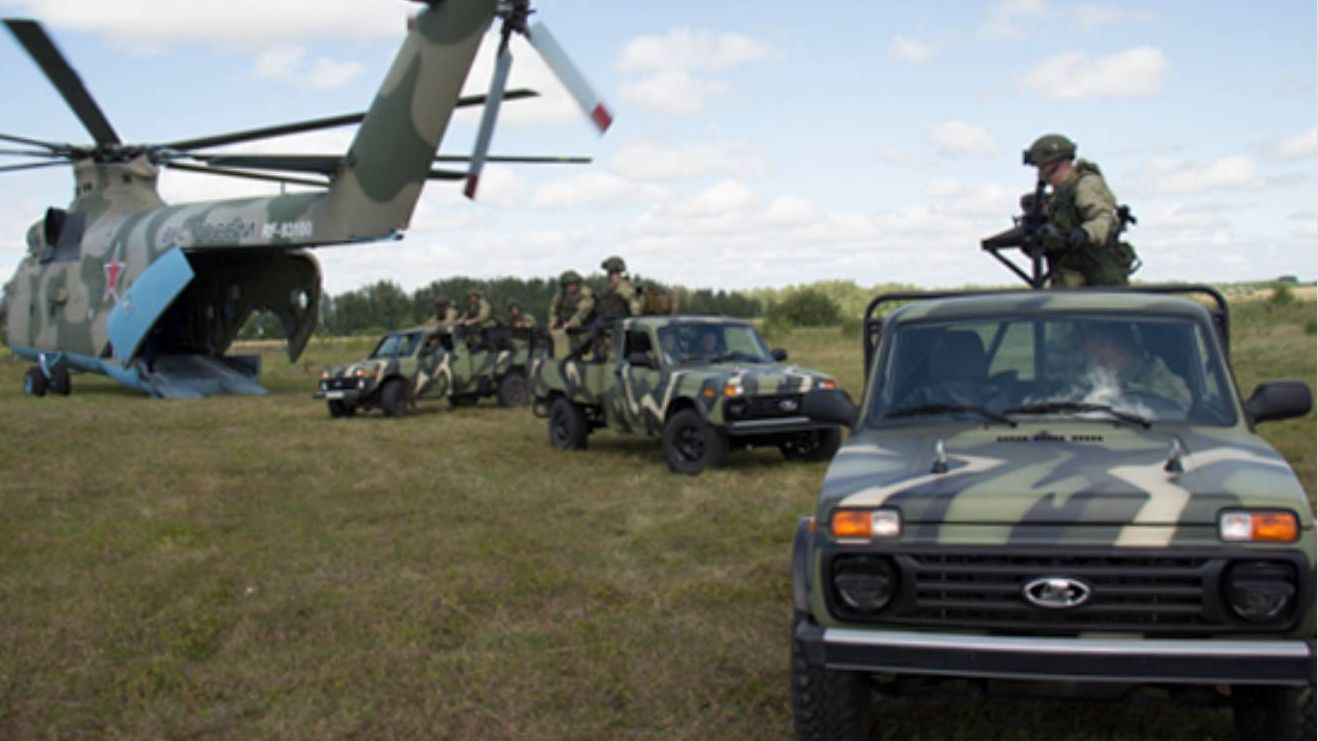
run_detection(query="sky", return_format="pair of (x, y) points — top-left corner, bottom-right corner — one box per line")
(0, 0), (1314, 296)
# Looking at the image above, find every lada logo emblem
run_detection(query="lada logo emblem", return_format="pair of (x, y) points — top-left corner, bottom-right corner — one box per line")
(779, 398), (799, 412)
(1023, 577), (1092, 609)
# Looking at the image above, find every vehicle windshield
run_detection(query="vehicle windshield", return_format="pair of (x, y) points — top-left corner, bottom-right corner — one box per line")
(656, 322), (773, 366)
(865, 313), (1236, 427)
(370, 331), (422, 359)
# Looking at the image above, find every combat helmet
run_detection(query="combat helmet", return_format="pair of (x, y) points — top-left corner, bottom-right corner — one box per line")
(560, 269), (583, 285)
(506, 298), (522, 310)
(435, 294), (452, 307)
(1023, 133), (1077, 167)
(600, 255), (627, 273)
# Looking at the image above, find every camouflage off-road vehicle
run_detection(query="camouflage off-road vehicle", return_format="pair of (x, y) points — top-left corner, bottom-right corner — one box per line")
(791, 287), (1315, 740)
(315, 325), (548, 417)
(531, 316), (845, 474)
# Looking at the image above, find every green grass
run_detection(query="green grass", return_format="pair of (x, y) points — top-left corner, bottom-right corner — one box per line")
(1, 305), (1313, 739)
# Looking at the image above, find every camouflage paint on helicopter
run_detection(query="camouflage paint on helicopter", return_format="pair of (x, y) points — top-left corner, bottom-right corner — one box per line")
(2, 0), (610, 397)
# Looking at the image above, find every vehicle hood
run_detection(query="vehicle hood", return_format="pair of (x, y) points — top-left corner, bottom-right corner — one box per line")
(685, 362), (834, 395)
(819, 422), (1311, 528)
(325, 358), (391, 379)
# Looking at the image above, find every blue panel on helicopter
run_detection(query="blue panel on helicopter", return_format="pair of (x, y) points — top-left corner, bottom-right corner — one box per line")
(107, 247), (194, 365)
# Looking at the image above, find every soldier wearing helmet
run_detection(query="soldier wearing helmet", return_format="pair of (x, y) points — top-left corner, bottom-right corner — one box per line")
(426, 294), (459, 330)
(1024, 133), (1137, 287)
(505, 298), (537, 331)
(598, 255), (642, 318)
(548, 270), (597, 352)
(456, 289), (494, 329)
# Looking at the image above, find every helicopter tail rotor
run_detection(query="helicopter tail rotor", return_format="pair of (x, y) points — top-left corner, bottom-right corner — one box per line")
(463, 1), (612, 199)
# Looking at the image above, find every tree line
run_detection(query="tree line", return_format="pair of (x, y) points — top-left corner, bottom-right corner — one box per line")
(239, 275), (767, 339)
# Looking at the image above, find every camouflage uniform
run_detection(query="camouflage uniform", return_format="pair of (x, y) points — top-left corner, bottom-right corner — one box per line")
(599, 255), (642, 318)
(425, 298), (460, 330)
(1115, 353), (1192, 409)
(1046, 160), (1127, 287)
(461, 293), (495, 329)
(549, 271), (596, 353)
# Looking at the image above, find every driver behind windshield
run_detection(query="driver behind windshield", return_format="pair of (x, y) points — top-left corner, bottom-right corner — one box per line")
(1078, 323), (1190, 410)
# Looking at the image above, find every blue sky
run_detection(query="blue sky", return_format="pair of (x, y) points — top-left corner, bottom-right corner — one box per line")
(0, 0), (1313, 295)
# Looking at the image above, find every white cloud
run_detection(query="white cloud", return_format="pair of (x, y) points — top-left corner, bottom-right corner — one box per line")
(1267, 127), (1318, 160)
(0, 0), (403, 44)
(615, 28), (769, 116)
(1022, 46), (1167, 99)
(1142, 156), (1267, 195)
(890, 36), (937, 63)
(619, 70), (729, 116)
(530, 172), (670, 208)
(983, 1), (1154, 39)
(616, 29), (770, 74)
(609, 140), (769, 181)
(252, 45), (362, 91)
(931, 121), (999, 158)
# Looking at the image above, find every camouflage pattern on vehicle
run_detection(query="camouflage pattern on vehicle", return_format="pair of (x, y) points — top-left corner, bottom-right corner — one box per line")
(531, 315), (846, 474)
(790, 287), (1316, 740)
(315, 325), (547, 418)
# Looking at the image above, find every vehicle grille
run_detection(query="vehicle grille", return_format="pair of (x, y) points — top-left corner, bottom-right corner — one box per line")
(822, 548), (1299, 635)
(323, 377), (361, 391)
(744, 393), (804, 418)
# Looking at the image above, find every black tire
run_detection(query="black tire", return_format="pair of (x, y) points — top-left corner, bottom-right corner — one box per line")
(48, 365), (71, 396)
(791, 614), (871, 741)
(781, 428), (843, 462)
(661, 408), (727, 475)
(23, 366), (48, 397)
(327, 400), (356, 418)
(1232, 684), (1315, 741)
(548, 397), (588, 450)
(496, 370), (529, 407)
(380, 379), (408, 418)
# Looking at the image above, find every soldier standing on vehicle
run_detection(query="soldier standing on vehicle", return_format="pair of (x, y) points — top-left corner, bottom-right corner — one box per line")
(426, 295), (459, 330)
(598, 255), (642, 318)
(1024, 133), (1138, 287)
(548, 270), (596, 352)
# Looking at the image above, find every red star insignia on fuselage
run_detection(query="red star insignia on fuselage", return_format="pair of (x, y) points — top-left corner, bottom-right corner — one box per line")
(104, 260), (125, 302)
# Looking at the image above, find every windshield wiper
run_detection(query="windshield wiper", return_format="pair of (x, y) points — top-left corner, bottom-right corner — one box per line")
(1003, 401), (1151, 428)
(885, 403), (1016, 427)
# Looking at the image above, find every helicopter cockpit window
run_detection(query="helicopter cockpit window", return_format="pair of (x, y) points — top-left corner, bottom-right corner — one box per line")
(40, 207), (86, 264)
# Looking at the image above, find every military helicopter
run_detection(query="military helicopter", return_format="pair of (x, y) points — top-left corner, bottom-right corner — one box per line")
(1, 0), (611, 399)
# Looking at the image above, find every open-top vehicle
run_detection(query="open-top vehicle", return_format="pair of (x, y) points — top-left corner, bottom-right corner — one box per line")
(532, 315), (846, 474)
(316, 325), (548, 417)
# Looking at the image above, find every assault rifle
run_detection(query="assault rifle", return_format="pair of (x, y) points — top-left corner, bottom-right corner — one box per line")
(980, 178), (1060, 289)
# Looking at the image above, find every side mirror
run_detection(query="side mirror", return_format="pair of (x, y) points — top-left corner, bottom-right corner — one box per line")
(1245, 380), (1313, 424)
(627, 352), (656, 369)
(771, 347), (788, 362)
(802, 388), (858, 431)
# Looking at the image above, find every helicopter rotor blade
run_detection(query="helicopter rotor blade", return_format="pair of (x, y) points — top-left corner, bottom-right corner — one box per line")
(0, 131), (68, 153)
(524, 21), (613, 133)
(3, 19), (121, 146)
(0, 159), (67, 174)
(165, 161), (329, 188)
(436, 154), (590, 164)
(464, 37), (514, 200)
(0, 148), (64, 158)
(161, 89), (539, 152)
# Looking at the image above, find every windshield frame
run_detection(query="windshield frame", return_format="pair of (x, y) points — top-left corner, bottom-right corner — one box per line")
(862, 310), (1239, 429)
(656, 321), (774, 367)
(369, 331), (423, 359)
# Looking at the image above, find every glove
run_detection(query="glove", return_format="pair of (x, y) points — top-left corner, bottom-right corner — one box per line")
(1068, 227), (1089, 250)
(1037, 223), (1067, 253)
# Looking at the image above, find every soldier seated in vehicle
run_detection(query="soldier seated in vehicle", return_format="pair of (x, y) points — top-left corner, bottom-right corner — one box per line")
(902, 330), (991, 409)
(1077, 323), (1191, 414)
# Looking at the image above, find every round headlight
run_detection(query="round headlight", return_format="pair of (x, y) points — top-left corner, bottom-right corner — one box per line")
(1224, 561), (1297, 624)
(832, 555), (898, 614)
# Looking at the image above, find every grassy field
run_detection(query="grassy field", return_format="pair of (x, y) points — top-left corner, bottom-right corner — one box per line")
(1, 300), (1313, 739)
